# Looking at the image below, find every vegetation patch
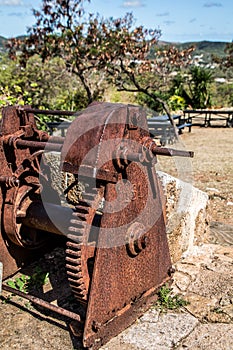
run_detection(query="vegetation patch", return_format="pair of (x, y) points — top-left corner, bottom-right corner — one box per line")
(6, 267), (49, 294)
(155, 284), (189, 311)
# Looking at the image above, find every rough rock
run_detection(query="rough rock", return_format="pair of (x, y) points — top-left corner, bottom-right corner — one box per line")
(157, 171), (209, 263)
(101, 312), (198, 350)
(172, 243), (233, 322)
(176, 323), (233, 350)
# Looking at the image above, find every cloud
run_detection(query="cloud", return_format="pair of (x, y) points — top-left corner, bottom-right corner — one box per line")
(0, 0), (23, 5)
(156, 11), (169, 17)
(121, 1), (145, 8)
(163, 20), (175, 26)
(8, 11), (24, 16)
(189, 18), (197, 23)
(203, 2), (223, 8)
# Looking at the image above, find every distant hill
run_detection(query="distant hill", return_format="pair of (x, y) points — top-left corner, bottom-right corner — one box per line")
(0, 36), (8, 52)
(156, 40), (228, 63)
(0, 35), (229, 59)
(176, 40), (228, 59)
(0, 35), (27, 53)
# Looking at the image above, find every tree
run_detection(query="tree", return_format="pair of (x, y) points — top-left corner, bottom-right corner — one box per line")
(169, 66), (213, 109)
(186, 66), (213, 109)
(8, 0), (194, 132)
(8, 0), (113, 105)
(106, 42), (194, 109)
(212, 82), (233, 108)
(224, 42), (233, 67)
(212, 41), (233, 68)
(169, 73), (192, 109)
(0, 53), (88, 129)
(103, 33), (194, 131)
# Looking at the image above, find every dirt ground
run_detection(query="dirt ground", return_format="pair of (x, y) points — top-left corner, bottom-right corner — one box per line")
(158, 125), (233, 227)
(0, 124), (232, 349)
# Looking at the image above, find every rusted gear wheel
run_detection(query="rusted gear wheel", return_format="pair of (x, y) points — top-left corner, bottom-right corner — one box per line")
(65, 185), (104, 304)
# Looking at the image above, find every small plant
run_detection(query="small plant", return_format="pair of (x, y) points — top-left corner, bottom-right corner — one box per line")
(27, 267), (49, 291)
(213, 307), (223, 314)
(1, 294), (12, 304)
(156, 284), (189, 311)
(7, 274), (29, 293)
(6, 267), (49, 294)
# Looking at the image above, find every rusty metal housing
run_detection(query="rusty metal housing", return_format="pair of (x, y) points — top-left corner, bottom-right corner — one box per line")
(0, 103), (193, 349)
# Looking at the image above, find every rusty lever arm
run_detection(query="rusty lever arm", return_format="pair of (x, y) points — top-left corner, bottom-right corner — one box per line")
(2, 284), (83, 324)
(4, 135), (193, 158)
(141, 137), (194, 158)
(152, 146), (194, 158)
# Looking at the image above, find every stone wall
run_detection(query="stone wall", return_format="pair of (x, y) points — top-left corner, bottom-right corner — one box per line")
(157, 171), (209, 263)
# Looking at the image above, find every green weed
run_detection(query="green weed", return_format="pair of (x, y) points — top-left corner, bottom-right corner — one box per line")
(27, 267), (49, 290)
(6, 267), (49, 293)
(7, 274), (29, 293)
(156, 284), (189, 311)
(213, 307), (223, 314)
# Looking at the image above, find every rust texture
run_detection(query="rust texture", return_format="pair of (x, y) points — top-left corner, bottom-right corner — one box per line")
(0, 103), (193, 349)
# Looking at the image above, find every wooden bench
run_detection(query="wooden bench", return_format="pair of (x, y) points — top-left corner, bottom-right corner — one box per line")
(46, 121), (71, 136)
(177, 122), (192, 134)
(147, 114), (192, 144)
(147, 115), (179, 145)
(46, 115), (192, 142)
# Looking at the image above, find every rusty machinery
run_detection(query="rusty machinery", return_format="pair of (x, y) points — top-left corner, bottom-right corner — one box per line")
(0, 103), (193, 349)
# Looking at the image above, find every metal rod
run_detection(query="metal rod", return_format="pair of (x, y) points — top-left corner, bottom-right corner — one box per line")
(21, 202), (73, 236)
(141, 137), (194, 158)
(2, 284), (83, 324)
(47, 136), (65, 144)
(17, 106), (79, 117)
(126, 148), (193, 164)
(13, 139), (62, 152)
(5, 133), (193, 158)
(12, 139), (193, 158)
(152, 146), (194, 158)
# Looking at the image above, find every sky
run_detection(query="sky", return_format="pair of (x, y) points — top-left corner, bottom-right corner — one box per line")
(0, 0), (232, 43)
